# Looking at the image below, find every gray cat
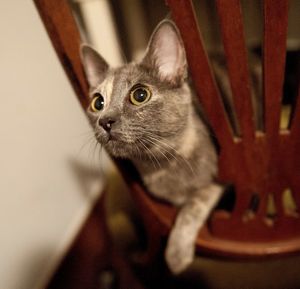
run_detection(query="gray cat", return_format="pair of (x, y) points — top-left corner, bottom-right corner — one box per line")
(80, 20), (222, 274)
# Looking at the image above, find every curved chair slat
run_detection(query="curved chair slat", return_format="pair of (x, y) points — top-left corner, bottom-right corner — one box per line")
(216, 0), (255, 141)
(263, 0), (289, 139)
(167, 0), (236, 149)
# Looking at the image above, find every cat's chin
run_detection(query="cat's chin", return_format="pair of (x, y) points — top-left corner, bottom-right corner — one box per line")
(95, 133), (134, 158)
(103, 139), (136, 159)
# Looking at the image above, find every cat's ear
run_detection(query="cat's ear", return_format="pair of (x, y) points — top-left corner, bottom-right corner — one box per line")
(141, 20), (187, 85)
(80, 44), (109, 88)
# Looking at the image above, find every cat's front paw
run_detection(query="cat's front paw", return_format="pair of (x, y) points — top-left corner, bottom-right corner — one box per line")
(165, 241), (194, 274)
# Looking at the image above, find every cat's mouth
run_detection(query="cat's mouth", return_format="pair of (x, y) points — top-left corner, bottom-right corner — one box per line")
(100, 133), (117, 145)
(107, 133), (117, 142)
(96, 131), (139, 158)
(99, 131), (128, 146)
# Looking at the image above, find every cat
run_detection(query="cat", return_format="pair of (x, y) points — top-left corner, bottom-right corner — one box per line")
(80, 20), (223, 274)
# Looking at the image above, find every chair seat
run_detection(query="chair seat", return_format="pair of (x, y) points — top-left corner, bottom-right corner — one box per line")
(128, 176), (300, 259)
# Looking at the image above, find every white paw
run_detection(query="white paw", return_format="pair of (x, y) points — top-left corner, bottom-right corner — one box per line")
(165, 241), (194, 274)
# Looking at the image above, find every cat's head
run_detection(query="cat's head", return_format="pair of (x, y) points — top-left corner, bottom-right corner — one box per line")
(80, 20), (192, 158)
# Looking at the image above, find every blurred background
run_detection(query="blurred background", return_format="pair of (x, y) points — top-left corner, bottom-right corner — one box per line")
(0, 0), (300, 289)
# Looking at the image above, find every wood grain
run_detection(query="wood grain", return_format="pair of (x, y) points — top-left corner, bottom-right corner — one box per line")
(167, 0), (235, 148)
(263, 0), (289, 139)
(216, 0), (255, 141)
(34, 0), (89, 109)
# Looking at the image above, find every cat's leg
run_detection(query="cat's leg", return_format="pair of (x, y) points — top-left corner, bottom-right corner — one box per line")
(165, 183), (222, 274)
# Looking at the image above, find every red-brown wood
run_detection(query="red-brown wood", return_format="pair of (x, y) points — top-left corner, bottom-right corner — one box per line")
(165, 0), (300, 256)
(166, 0), (235, 149)
(215, 0), (255, 140)
(34, 0), (89, 109)
(287, 84), (300, 210)
(262, 0), (289, 215)
(46, 191), (145, 289)
(34, 0), (300, 261)
(290, 85), (300, 138)
(263, 0), (289, 139)
(46, 195), (110, 289)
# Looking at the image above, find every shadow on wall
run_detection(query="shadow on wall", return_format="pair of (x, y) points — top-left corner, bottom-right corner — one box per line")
(68, 159), (105, 202)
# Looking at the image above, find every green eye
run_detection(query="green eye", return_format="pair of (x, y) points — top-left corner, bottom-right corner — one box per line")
(91, 93), (104, 111)
(129, 85), (151, 105)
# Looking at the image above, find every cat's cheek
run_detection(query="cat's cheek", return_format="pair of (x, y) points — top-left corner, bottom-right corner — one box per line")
(86, 113), (100, 129)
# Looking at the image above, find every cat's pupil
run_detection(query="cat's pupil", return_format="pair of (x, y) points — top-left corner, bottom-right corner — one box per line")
(94, 94), (104, 110)
(133, 88), (148, 102)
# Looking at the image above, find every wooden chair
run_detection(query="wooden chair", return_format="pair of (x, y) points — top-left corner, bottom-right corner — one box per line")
(34, 0), (300, 275)
(46, 192), (144, 289)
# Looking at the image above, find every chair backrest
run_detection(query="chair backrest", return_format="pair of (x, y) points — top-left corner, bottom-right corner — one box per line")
(34, 0), (300, 259)
(167, 0), (300, 258)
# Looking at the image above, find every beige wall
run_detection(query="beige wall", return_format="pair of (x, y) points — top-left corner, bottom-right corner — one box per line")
(0, 1), (119, 288)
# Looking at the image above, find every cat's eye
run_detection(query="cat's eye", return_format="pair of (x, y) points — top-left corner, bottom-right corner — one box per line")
(91, 93), (104, 111)
(129, 85), (151, 105)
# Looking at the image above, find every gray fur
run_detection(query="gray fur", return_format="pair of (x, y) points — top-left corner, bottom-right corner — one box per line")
(80, 20), (222, 274)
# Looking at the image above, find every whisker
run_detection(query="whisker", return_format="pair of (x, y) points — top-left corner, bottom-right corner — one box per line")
(142, 137), (173, 166)
(141, 138), (185, 180)
(143, 132), (197, 178)
(138, 139), (161, 169)
(76, 133), (97, 157)
(133, 141), (142, 161)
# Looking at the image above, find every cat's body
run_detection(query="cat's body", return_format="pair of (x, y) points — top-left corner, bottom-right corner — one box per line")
(81, 20), (222, 274)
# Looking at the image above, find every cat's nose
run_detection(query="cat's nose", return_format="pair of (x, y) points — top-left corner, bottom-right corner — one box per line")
(99, 118), (115, 132)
